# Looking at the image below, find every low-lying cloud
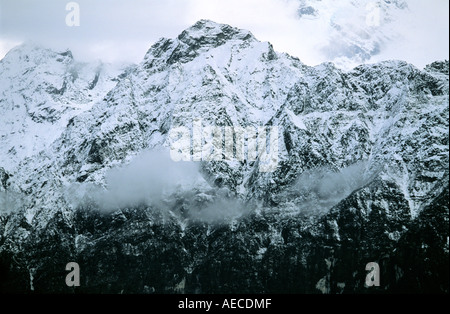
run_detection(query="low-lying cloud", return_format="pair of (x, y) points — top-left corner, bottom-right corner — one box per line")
(65, 150), (248, 222)
(0, 190), (24, 213)
(66, 150), (201, 211)
(294, 161), (369, 214)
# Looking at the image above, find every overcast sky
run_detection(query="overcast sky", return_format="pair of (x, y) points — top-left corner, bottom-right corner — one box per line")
(0, 0), (448, 69)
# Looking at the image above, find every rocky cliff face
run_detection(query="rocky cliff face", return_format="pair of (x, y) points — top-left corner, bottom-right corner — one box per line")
(0, 20), (448, 293)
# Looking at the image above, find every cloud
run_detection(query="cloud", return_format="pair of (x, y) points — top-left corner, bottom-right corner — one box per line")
(371, 0), (450, 68)
(294, 161), (369, 214)
(0, 190), (24, 213)
(184, 194), (248, 223)
(64, 149), (249, 222)
(65, 150), (202, 211)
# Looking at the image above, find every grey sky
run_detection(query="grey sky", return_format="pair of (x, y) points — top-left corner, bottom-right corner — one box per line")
(0, 0), (448, 68)
(0, 0), (192, 63)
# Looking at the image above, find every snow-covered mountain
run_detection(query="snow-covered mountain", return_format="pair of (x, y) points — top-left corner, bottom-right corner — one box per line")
(0, 20), (448, 293)
(0, 43), (129, 172)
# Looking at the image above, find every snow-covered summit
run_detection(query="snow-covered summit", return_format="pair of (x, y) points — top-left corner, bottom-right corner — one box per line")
(178, 19), (255, 45)
(142, 19), (258, 70)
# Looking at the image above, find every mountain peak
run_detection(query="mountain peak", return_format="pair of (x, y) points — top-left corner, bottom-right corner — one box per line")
(143, 20), (257, 69)
(1, 42), (74, 69)
(181, 20), (253, 38)
(177, 20), (256, 47)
